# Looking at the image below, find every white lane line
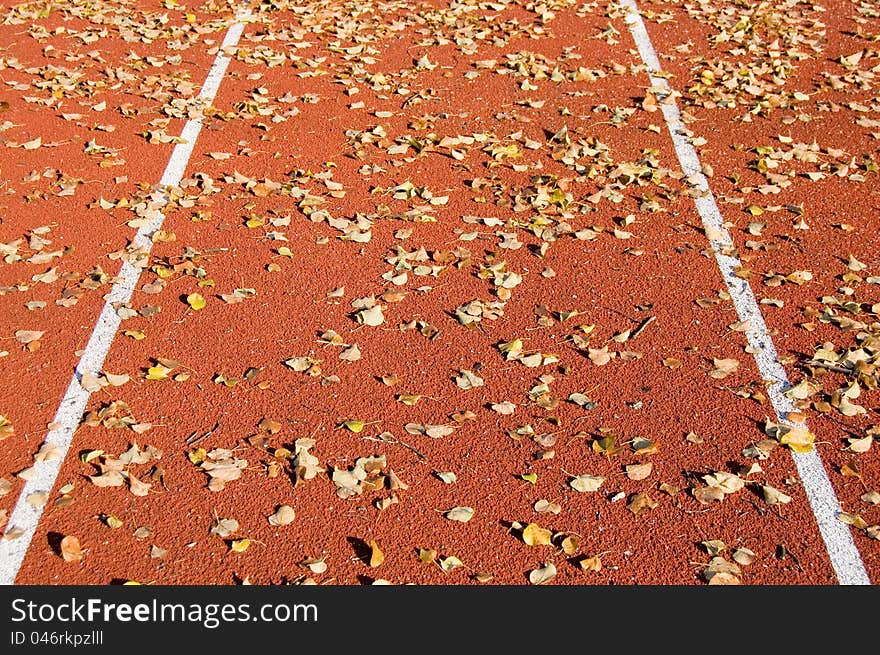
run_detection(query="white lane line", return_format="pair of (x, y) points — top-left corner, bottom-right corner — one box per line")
(0, 8), (252, 586)
(620, 0), (871, 585)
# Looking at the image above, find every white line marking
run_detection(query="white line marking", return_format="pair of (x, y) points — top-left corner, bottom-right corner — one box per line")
(620, 0), (871, 585)
(0, 8), (251, 586)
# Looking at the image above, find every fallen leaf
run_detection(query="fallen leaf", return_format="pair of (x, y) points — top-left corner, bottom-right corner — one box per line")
(60, 535), (83, 562)
(522, 523), (553, 546)
(534, 499), (561, 514)
(709, 358), (739, 379)
(627, 492), (658, 515)
(211, 518), (240, 538)
(369, 540), (385, 567)
(579, 555), (602, 572)
(528, 562), (557, 585)
(268, 505), (296, 526)
(762, 485), (792, 506)
(625, 463), (653, 481)
(445, 506), (475, 522)
(570, 474), (605, 492)
(186, 293), (206, 311)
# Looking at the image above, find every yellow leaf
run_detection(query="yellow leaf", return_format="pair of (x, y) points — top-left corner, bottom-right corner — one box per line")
(103, 515), (123, 529)
(230, 538), (251, 553)
(123, 330), (146, 340)
(778, 425), (815, 453)
(560, 535), (580, 556)
(186, 293), (206, 311)
(369, 540), (385, 567)
(80, 449), (104, 464)
(146, 364), (171, 381)
(342, 419), (365, 433)
(522, 523), (553, 546)
(521, 472), (538, 484)
(0, 416), (15, 440)
(187, 447), (206, 465)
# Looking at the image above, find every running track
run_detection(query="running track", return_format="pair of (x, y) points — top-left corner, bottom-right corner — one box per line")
(0, 0), (878, 585)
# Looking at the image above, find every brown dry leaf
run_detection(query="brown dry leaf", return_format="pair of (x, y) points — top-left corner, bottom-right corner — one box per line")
(60, 535), (83, 562)
(588, 347), (613, 366)
(211, 518), (240, 538)
(838, 512), (869, 529)
(455, 369), (484, 390)
(861, 491), (880, 505)
(627, 492), (658, 515)
(89, 471), (125, 488)
(693, 486), (725, 504)
(491, 400), (516, 415)
(339, 344), (362, 362)
(732, 547), (756, 566)
(847, 436), (872, 453)
(841, 459), (861, 480)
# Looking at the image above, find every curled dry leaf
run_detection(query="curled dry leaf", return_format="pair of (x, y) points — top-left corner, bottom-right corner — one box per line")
(455, 369), (484, 390)
(491, 400), (516, 415)
(528, 562), (557, 585)
(440, 555), (464, 572)
(0, 416), (13, 440)
(268, 505), (296, 526)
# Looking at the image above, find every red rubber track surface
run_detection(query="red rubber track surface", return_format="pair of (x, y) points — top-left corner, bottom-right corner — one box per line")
(0, 0), (877, 585)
